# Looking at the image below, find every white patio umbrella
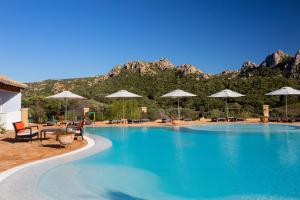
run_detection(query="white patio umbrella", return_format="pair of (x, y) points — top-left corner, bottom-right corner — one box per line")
(265, 86), (300, 117)
(106, 90), (142, 119)
(209, 89), (245, 118)
(47, 91), (86, 120)
(162, 89), (197, 120)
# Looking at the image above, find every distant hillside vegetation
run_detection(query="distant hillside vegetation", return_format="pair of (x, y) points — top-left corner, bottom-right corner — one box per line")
(23, 50), (300, 122)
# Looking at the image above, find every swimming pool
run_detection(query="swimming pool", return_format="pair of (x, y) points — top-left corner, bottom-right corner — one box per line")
(38, 124), (300, 200)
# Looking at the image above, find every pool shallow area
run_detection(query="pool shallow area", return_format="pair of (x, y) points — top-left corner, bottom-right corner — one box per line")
(39, 124), (300, 200)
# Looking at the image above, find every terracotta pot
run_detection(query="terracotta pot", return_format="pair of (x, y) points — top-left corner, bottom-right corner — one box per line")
(57, 133), (75, 146)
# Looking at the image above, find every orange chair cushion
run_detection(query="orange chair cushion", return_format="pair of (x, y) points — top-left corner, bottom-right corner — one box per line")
(14, 122), (25, 131)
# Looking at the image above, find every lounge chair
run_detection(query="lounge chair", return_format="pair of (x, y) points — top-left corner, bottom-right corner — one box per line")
(236, 117), (245, 122)
(13, 121), (39, 142)
(281, 117), (295, 123)
(67, 121), (84, 140)
(140, 118), (150, 123)
(162, 118), (172, 123)
(109, 119), (122, 124)
(294, 117), (300, 122)
(46, 120), (57, 126)
(184, 118), (193, 121)
(268, 117), (280, 122)
(211, 117), (226, 122)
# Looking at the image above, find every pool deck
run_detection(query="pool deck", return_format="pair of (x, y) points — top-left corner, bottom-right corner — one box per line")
(0, 128), (87, 172)
(0, 134), (111, 200)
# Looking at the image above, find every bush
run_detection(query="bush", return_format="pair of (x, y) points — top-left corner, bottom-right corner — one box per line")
(142, 108), (166, 121)
(0, 123), (6, 134)
(207, 109), (224, 118)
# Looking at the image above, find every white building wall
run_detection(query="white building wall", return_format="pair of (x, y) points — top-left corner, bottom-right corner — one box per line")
(0, 90), (22, 130)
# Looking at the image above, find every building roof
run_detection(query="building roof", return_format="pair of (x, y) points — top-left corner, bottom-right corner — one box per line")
(0, 76), (28, 89)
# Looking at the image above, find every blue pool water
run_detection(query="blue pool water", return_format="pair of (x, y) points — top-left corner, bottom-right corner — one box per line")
(39, 124), (300, 200)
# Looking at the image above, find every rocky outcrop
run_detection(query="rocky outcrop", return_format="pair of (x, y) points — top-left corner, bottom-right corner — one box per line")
(176, 64), (204, 76)
(104, 58), (207, 78)
(260, 50), (291, 68)
(107, 65), (122, 78)
(154, 58), (175, 70)
(105, 58), (175, 77)
(289, 50), (300, 78)
(222, 70), (240, 77)
(51, 82), (65, 93)
(238, 50), (300, 78)
(239, 61), (259, 77)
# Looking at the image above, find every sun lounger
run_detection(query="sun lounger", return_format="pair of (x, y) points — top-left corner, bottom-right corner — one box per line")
(294, 117), (300, 122)
(162, 118), (172, 123)
(13, 121), (39, 142)
(268, 117), (280, 122)
(281, 117), (295, 123)
(128, 119), (135, 124)
(46, 120), (57, 126)
(236, 118), (245, 122)
(140, 118), (150, 123)
(109, 119), (121, 124)
(211, 118), (226, 122)
(128, 119), (150, 124)
(184, 118), (192, 121)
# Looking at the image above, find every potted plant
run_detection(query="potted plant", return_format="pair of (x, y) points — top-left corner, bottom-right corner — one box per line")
(56, 130), (75, 147)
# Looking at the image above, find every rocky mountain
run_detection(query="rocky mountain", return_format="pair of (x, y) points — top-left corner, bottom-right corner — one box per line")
(104, 49), (299, 80)
(239, 50), (300, 78)
(24, 49), (300, 97)
(105, 58), (206, 79)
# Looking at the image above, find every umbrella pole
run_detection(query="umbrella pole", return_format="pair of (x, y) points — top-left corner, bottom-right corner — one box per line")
(65, 98), (68, 121)
(122, 97), (125, 119)
(177, 98), (180, 120)
(285, 95), (288, 118)
(225, 97), (229, 119)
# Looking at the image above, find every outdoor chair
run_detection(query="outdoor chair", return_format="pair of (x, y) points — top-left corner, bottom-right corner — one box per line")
(46, 120), (58, 126)
(162, 118), (172, 123)
(67, 121), (84, 140)
(294, 117), (300, 122)
(140, 118), (150, 123)
(236, 117), (245, 122)
(211, 117), (226, 122)
(281, 117), (295, 123)
(13, 121), (39, 142)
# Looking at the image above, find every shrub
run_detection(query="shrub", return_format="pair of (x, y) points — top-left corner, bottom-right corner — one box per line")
(207, 109), (224, 118)
(0, 123), (6, 134)
(142, 108), (165, 121)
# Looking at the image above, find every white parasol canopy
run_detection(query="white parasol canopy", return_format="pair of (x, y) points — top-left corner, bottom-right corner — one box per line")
(265, 86), (300, 117)
(106, 90), (142, 119)
(209, 89), (245, 98)
(47, 91), (86, 120)
(106, 90), (142, 98)
(209, 89), (245, 118)
(162, 89), (197, 120)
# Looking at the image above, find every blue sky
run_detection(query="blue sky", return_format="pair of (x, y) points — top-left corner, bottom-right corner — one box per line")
(0, 0), (299, 82)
